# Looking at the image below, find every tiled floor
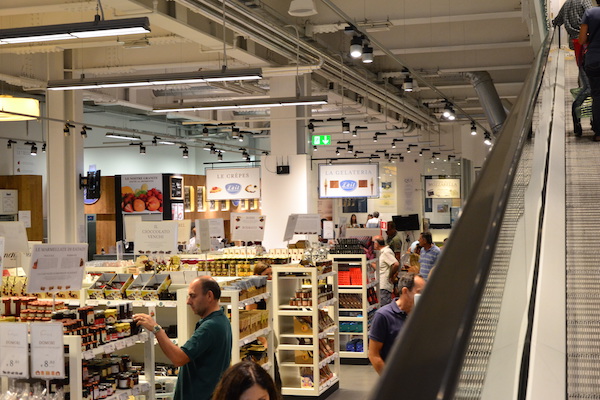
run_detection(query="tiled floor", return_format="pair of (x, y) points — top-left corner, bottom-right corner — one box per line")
(327, 363), (379, 400)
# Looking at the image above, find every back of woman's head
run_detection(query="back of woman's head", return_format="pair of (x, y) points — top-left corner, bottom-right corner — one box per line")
(212, 361), (279, 400)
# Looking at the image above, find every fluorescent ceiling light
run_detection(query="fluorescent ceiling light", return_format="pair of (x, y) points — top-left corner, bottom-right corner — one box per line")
(0, 96), (40, 121)
(153, 95), (328, 113)
(105, 133), (141, 141)
(47, 68), (262, 91)
(158, 140), (176, 145)
(0, 17), (150, 45)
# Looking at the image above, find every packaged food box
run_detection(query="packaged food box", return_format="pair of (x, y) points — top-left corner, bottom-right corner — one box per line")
(125, 274), (154, 300)
(87, 273), (116, 299)
(295, 350), (313, 364)
(141, 274), (172, 301)
(104, 274), (134, 300)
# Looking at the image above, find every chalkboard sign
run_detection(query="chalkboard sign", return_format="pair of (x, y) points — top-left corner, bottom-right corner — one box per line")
(170, 176), (183, 200)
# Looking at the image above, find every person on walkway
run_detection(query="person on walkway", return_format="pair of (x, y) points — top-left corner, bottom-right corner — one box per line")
(580, 2), (600, 140)
(212, 361), (280, 400)
(418, 232), (441, 280)
(554, 0), (594, 135)
(373, 235), (399, 306)
(134, 277), (232, 400)
(385, 221), (403, 256)
(366, 211), (381, 228)
(368, 273), (426, 374)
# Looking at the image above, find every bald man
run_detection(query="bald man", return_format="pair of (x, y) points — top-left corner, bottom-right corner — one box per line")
(134, 276), (231, 400)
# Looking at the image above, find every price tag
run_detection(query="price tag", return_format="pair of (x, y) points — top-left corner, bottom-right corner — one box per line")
(132, 301), (143, 307)
(83, 350), (95, 360)
(103, 343), (116, 354)
(115, 340), (127, 350)
(0, 323), (29, 378)
(164, 301), (177, 308)
(87, 300), (99, 306)
(132, 386), (140, 395)
(119, 392), (130, 400)
(30, 323), (65, 379)
(145, 301), (157, 308)
(125, 337), (136, 347)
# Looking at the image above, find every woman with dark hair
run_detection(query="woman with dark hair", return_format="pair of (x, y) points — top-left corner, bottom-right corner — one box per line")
(212, 361), (280, 400)
(347, 214), (359, 228)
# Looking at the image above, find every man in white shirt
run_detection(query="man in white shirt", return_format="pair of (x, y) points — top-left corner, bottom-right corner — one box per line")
(373, 235), (399, 306)
(366, 211), (381, 228)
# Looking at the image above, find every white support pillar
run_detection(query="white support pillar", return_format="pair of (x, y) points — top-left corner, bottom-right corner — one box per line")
(46, 53), (85, 244)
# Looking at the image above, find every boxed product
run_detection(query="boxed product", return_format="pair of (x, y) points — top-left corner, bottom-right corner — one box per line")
(126, 274), (154, 300)
(104, 274), (134, 300)
(140, 274), (172, 301)
(295, 350), (313, 364)
(87, 273), (116, 299)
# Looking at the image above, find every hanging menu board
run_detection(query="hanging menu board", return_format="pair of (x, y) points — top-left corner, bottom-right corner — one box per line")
(30, 323), (65, 379)
(283, 214), (321, 241)
(134, 221), (179, 254)
(26, 244), (88, 294)
(318, 163), (379, 198)
(0, 323), (29, 378)
(230, 213), (266, 242)
(206, 168), (261, 200)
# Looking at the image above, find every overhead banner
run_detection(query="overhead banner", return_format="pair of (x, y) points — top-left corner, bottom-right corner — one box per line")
(26, 244), (88, 294)
(206, 168), (260, 200)
(120, 174), (164, 214)
(425, 178), (460, 198)
(230, 213), (266, 242)
(134, 221), (179, 254)
(318, 163), (379, 198)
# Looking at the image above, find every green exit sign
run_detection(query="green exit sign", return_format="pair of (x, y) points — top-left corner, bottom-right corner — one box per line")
(312, 135), (331, 145)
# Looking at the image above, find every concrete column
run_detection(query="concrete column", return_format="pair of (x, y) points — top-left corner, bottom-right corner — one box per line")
(46, 52), (85, 244)
(261, 75), (313, 248)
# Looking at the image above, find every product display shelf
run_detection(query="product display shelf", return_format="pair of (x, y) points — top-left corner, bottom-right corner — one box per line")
(272, 264), (340, 399)
(175, 287), (274, 371)
(328, 255), (379, 363)
(64, 331), (155, 400)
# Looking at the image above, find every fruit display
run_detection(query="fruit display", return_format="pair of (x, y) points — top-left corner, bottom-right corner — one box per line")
(121, 184), (163, 213)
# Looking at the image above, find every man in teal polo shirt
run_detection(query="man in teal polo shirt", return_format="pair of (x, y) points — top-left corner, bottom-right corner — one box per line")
(134, 276), (232, 400)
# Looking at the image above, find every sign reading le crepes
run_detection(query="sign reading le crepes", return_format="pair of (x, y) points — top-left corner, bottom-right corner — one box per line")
(206, 168), (260, 200)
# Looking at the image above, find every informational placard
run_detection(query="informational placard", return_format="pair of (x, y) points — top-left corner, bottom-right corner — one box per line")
(30, 323), (65, 379)
(120, 174), (164, 214)
(206, 168), (260, 200)
(230, 213), (266, 242)
(425, 178), (460, 198)
(323, 221), (335, 239)
(318, 163), (379, 198)
(123, 214), (143, 242)
(177, 219), (192, 244)
(26, 244), (88, 293)
(0, 322), (29, 378)
(170, 176), (183, 200)
(18, 211), (31, 228)
(196, 220), (212, 252)
(0, 222), (29, 268)
(283, 214), (321, 241)
(134, 221), (178, 254)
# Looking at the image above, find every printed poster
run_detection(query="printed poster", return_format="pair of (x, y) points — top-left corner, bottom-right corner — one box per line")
(206, 168), (260, 200)
(26, 244), (88, 293)
(134, 221), (178, 254)
(230, 213), (266, 242)
(425, 178), (460, 198)
(120, 174), (164, 214)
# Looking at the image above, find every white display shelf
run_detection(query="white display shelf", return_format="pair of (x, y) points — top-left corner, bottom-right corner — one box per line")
(273, 263), (340, 398)
(239, 327), (272, 347)
(83, 332), (149, 360)
(328, 254), (378, 363)
(81, 299), (178, 308)
(106, 382), (151, 400)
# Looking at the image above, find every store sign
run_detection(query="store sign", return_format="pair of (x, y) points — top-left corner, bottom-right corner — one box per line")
(30, 323), (65, 379)
(318, 163), (379, 198)
(206, 168), (260, 200)
(0, 236), (4, 270)
(134, 221), (178, 254)
(0, 322), (29, 378)
(425, 178), (460, 198)
(120, 174), (164, 214)
(283, 214), (321, 241)
(230, 213), (266, 242)
(312, 135), (331, 145)
(26, 244), (88, 294)
(0, 221), (28, 268)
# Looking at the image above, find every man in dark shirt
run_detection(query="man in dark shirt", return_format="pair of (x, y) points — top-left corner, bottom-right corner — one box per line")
(134, 276), (232, 400)
(368, 272), (425, 374)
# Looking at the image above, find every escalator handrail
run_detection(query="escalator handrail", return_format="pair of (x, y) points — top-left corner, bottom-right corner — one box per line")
(369, 29), (555, 400)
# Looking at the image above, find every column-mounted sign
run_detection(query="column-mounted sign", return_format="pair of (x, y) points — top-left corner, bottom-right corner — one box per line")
(134, 221), (178, 254)
(26, 244), (88, 294)
(120, 174), (164, 214)
(30, 323), (65, 379)
(283, 214), (321, 241)
(206, 168), (260, 200)
(425, 178), (460, 198)
(318, 163), (379, 198)
(230, 213), (266, 242)
(0, 322), (29, 378)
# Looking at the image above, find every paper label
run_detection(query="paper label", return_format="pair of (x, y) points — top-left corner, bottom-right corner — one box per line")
(0, 323), (29, 378)
(26, 244), (88, 294)
(30, 323), (64, 379)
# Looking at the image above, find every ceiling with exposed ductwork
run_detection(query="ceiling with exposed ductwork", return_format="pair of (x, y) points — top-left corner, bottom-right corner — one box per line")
(0, 0), (546, 165)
